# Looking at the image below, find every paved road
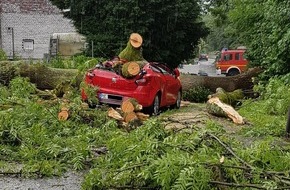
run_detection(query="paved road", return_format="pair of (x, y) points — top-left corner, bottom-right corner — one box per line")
(179, 58), (224, 77)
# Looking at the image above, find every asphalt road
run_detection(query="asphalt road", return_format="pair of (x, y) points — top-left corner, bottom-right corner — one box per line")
(179, 58), (225, 77)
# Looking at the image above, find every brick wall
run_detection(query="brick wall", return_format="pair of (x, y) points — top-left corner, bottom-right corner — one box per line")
(0, 0), (77, 59)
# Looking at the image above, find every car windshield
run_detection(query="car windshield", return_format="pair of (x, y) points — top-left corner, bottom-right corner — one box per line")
(150, 62), (172, 74)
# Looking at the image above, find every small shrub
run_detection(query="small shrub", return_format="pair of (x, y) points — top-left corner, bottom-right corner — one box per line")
(0, 49), (7, 61)
(182, 86), (212, 103)
(49, 54), (105, 71)
(255, 76), (290, 115)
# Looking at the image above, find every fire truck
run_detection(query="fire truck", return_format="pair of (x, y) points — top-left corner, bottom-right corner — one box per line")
(215, 47), (249, 76)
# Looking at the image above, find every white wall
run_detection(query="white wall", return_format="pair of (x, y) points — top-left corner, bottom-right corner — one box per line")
(1, 12), (76, 59)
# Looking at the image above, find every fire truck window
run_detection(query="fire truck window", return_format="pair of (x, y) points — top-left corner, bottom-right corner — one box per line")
(224, 54), (232, 61)
(235, 53), (240, 60)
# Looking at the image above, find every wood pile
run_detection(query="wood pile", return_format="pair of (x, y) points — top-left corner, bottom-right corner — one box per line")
(103, 33), (149, 79)
(107, 98), (150, 130)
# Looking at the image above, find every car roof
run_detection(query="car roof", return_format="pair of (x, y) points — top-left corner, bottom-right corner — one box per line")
(222, 49), (246, 53)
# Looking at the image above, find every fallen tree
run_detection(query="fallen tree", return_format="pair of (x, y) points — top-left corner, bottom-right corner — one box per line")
(180, 67), (263, 92)
(0, 61), (83, 90)
(0, 61), (262, 94)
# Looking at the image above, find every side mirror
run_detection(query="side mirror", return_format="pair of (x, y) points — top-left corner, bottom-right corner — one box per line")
(136, 70), (147, 79)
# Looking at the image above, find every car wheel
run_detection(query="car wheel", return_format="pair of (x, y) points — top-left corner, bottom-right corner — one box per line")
(171, 90), (181, 109)
(145, 95), (160, 116)
(227, 69), (240, 76)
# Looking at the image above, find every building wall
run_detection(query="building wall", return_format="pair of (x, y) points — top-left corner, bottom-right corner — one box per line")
(0, 0), (77, 59)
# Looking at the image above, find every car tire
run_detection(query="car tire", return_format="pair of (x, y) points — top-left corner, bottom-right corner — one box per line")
(146, 94), (160, 116)
(170, 90), (181, 109)
(227, 69), (240, 76)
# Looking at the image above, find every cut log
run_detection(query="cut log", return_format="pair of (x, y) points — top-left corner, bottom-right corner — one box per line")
(118, 33), (144, 62)
(121, 99), (135, 113)
(121, 98), (142, 113)
(122, 61), (140, 78)
(129, 33), (143, 48)
(207, 97), (244, 124)
(58, 107), (69, 121)
(136, 112), (150, 121)
(108, 107), (124, 121)
(124, 112), (138, 123)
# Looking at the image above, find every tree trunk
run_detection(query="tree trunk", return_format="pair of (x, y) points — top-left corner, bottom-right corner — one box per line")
(118, 33), (144, 62)
(1, 61), (262, 94)
(0, 61), (82, 90)
(207, 97), (244, 124)
(180, 67), (262, 92)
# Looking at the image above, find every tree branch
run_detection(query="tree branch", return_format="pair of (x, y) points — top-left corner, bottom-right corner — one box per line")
(209, 181), (267, 189)
(207, 132), (254, 169)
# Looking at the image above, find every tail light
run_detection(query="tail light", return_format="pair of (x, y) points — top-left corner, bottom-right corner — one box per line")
(87, 72), (95, 79)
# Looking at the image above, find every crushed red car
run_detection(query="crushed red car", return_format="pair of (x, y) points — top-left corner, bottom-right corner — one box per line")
(81, 60), (182, 115)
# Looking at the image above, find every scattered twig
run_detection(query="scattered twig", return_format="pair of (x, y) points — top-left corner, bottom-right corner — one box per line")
(205, 163), (250, 171)
(109, 186), (155, 189)
(207, 132), (254, 169)
(209, 181), (267, 189)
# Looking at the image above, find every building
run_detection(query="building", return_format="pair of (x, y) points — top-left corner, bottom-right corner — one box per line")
(0, 0), (81, 60)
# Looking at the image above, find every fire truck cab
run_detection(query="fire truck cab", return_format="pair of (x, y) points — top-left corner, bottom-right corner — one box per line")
(215, 48), (249, 76)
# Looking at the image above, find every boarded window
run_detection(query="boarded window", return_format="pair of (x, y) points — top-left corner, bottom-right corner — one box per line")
(22, 39), (34, 50)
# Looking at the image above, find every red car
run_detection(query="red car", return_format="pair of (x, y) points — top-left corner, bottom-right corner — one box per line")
(81, 61), (182, 115)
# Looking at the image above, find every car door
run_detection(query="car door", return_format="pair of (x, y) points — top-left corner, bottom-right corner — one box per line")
(154, 64), (179, 105)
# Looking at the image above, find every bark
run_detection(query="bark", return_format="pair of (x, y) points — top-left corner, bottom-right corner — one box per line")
(118, 33), (144, 62)
(136, 112), (150, 121)
(108, 107), (124, 121)
(180, 67), (263, 92)
(0, 61), (83, 90)
(208, 88), (244, 107)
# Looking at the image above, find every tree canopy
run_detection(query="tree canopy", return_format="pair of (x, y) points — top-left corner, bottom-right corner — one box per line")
(204, 0), (290, 79)
(50, 0), (209, 68)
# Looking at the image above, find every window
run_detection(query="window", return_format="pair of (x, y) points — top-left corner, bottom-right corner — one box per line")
(224, 54), (232, 61)
(235, 53), (240, 60)
(22, 39), (34, 50)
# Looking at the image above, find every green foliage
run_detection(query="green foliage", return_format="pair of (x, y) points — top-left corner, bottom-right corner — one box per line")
(252, 76), (290, 115)
(182, 86), (212, 103)
(50, 0), (209, 68)
(0, 77), (114, 177)
(49, 55), (104, 71)
(3, 68), (290, 189)
(204, 0), (290, 79)
(82, 119), (216, 189)
(80, 81), (99, 106)
(0, 49), (7, 61)
(9, 77), (36, 98)
(238, 76), (289, 137)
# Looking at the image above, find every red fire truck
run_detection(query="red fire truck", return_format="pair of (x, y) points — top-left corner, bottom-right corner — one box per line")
(215, 48), (249, 76)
